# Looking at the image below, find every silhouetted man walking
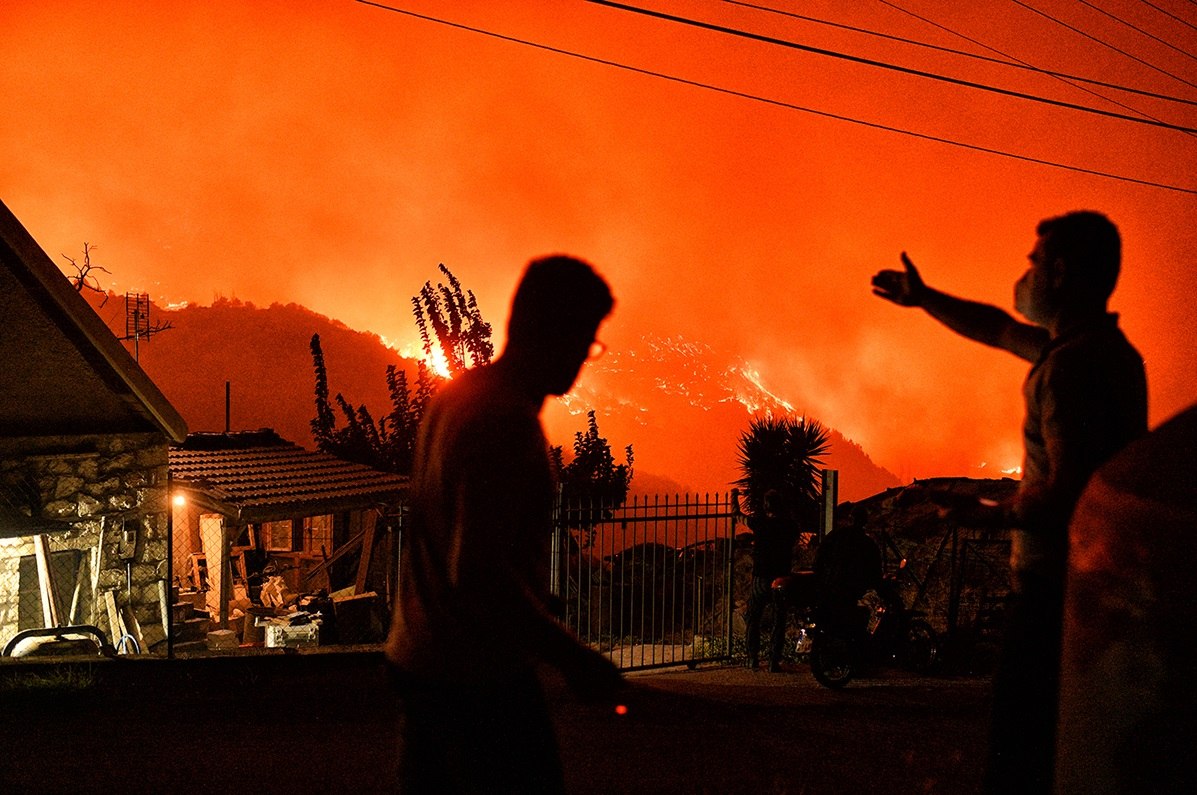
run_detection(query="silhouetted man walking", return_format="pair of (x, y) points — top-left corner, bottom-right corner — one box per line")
(871, 211), (1146, 793)
(386, 255), (624, 794)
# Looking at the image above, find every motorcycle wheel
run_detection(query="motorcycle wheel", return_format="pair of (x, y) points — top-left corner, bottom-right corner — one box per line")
(810, 635), (854, 688)
(900, 619), (939, 674)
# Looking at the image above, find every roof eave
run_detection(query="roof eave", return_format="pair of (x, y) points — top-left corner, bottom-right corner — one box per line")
(0, 199), (189, 443)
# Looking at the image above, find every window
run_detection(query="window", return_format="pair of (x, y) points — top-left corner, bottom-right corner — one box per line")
(262, 520), (294, 552)
(303, 515), (334, 557)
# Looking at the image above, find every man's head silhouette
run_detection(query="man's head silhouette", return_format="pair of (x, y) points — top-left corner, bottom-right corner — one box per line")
(505, 254), (614, 397)
(1016, 211), (1121, 326)
(1037, 210), (1121, 303)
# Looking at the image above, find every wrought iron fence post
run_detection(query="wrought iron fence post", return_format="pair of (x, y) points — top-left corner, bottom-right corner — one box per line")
(548, 487), (742, 672)
(726, 489), (740, 661)
(550, 485), (563, 602)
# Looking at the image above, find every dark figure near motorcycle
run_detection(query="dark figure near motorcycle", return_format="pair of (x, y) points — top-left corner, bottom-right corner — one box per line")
(744, 490), (798, 672)
(769, 504), (939, 688)
(807, 505), (885, 688)
(814, 504), (882, 632)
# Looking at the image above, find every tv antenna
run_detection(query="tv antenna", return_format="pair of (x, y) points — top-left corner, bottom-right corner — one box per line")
(120, 292), (173, 360)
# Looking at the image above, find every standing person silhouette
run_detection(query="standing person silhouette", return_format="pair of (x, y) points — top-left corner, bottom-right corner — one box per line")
(871, 211), (1147, 794)
(813, 504), (882, 637)
(385, 255), (624, 794)
(743, 489), (798, 672)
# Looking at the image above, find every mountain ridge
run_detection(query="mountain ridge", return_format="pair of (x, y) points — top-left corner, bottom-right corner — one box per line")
(89, 294), (899, 501)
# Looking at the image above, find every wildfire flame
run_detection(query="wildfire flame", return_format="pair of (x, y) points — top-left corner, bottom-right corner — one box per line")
(390, 337), (453, 380)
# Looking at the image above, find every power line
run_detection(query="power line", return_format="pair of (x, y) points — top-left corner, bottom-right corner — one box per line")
(586, 0), (1197, 133)
(353, 1), (1197, 195)
(870, 0), (1195, 138)
(1008, 0), (1197, 91)
(722, 0), (1197, 107)
(1078, 0), (1197, 63)
(1137, 0), (1197, 33)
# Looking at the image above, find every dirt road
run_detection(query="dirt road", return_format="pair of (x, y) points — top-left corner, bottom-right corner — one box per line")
(1, 652), (988, 793)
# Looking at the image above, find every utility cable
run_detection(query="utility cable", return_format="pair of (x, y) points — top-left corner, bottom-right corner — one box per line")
(354, 1), (1196, 195)
(586, 0), (1197, 133)
(1141, 0), (1197, 32)
(1007, 0), (1197, 91)
(722, 0), (1197, 106)
(871, 0), (1195, 138)
(1077, 0), (1197, 63)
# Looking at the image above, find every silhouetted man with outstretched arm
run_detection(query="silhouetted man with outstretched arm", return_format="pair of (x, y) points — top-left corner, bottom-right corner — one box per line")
(871, 211), (1147, 794)
(386, 255), (624, 794)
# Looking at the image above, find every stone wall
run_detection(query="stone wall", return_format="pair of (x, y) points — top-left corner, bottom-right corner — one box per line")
(0, 432), (171, 655)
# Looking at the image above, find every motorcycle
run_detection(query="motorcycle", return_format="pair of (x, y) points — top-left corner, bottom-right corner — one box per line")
(774, 568), (940, 689)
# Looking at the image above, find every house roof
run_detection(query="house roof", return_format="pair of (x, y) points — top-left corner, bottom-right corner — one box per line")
(169, 430), (408, 524)
(0, 199), (188, 441)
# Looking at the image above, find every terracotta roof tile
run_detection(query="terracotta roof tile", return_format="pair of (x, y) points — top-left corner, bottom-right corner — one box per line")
(169, 436), (407, 522)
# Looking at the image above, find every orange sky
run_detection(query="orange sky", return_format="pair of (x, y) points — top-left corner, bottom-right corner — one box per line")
(3, 0), (1195, 482)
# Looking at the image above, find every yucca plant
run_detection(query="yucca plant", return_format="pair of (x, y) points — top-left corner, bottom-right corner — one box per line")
(733, 414), (830, 526)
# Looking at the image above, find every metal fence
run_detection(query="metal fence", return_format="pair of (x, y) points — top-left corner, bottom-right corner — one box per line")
(2, 485), (738, 665)
(552, 492), (739, 671)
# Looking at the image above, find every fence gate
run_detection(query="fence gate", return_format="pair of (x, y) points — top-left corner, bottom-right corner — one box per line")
(552, 492), (739, 672)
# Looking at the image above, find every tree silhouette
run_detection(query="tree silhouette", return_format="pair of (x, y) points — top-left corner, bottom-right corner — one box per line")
(550, 410), (634, 543)
(310, 334), (441, 474)
(310, 333), (340, 452)
(412, 263), (494, 377)
(310, 264), (488, 474)
(61, 242), (109, 306)
(311, 265), (638, 505)
(379, 358), (437, 474)
(733, 414), (830, 527)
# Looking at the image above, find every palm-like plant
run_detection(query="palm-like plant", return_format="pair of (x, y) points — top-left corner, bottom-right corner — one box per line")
(733, 414), (830, 526)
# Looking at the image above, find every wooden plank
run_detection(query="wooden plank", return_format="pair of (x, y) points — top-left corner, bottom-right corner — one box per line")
(33, 534), (60, 627)
(301, 529), (365, 588)
(68, 551), (88, 625)
(120, 605), (145, 653)
(354, 511), (377, 595)
(198, 514), (227, 629)
(302, 558), (331, 593)
(103, 590), (125, 646)
(90, 542), (101, 594)
(188, 552), (208, 591)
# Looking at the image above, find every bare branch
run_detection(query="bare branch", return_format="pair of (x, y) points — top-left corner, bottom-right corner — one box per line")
(61, 242), (111, 306)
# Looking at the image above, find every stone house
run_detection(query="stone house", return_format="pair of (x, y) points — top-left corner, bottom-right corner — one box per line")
(0, 199), (188, 657)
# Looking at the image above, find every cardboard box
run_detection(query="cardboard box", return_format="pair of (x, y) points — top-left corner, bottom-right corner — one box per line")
(264, 622), (319, 648)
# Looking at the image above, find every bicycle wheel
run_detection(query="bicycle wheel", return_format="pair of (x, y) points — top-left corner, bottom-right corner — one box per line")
(810, 635), (854, 688)
(900, 618), (939, 674)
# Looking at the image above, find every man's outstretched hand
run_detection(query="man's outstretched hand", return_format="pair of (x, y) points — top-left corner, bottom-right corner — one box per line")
(872, 252), (926, 307)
